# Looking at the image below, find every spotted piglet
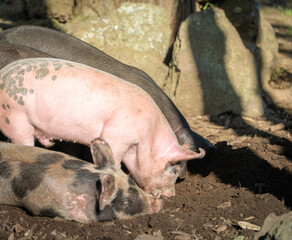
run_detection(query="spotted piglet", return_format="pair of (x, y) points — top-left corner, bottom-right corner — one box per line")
(0, 138), (162, 223)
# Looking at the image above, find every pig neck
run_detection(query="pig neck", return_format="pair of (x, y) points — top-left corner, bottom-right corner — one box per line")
(143, 124), (178, 176)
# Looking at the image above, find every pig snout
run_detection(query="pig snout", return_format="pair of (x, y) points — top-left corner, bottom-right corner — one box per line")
(161, 188), (176, 198)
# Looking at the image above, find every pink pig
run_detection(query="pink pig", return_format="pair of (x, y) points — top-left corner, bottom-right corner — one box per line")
(0, 58), (205, 197)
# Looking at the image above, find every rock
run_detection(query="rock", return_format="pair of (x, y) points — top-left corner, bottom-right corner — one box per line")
(79, 0), (195, 48)
(256, 14), (279, 91)
(218, 0), (260, 47)
(198, 0), (279, 112)
(253, 212), (292, 240)
(26, 0), (75, 23)
(255, 14), (292, 110)
(215, 0), (279, 108)
(164, 7), (265, 118)
(59, 3), (171, 87)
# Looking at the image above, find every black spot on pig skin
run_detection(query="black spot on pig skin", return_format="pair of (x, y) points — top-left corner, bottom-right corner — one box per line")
(12, 162), (47, 198)
(73, 169), (100, 186)
(39, 208), (59, 218)
(110, 189), (146, 216)
(96, 205), (117, 222)
(128, 187), (139, 196)
(62, 159), (87, 171)
(36, 153), (64, 164)
(126, 187), (146, 215)
(128, 177), (135, 186)
(0, 161), (12, 179)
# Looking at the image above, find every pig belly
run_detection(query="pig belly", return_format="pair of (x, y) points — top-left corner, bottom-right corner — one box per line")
(0, 88), (132, 166)
(0, 86), (103, 147)
(0, 182), (98, 223)
(0, 172), (98, 223)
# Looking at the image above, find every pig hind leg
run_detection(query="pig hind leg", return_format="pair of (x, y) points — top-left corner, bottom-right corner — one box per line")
(0, 113), (35, 146)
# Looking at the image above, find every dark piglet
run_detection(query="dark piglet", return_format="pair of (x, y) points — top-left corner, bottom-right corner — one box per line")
(0, 25), (213, 178)
(0, 139), (161, 223)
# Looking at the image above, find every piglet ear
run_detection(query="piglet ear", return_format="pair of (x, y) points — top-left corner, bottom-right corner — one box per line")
(90, 138), (115, 168)
(168, 143), (206, 163)
(98, 173), (116, 211)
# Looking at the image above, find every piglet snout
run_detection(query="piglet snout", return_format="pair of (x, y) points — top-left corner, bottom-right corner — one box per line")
(146, 195), (163, 214)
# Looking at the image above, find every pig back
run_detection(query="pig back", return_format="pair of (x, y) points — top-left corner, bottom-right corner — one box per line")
(0, 41), (51, 70)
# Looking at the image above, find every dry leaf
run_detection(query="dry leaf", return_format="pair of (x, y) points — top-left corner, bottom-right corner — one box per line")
(214, 224), (227, 233)
(237, 221), (261, 231)
(217, 201), (232, 209)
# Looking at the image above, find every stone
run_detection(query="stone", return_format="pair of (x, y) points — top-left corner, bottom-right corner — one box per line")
(0, 0), (26, 20)
(79, 0), (195, 48)
(218, 0), (260, 46)
(26, 0), (75, 23)
(255, 14), (292, 111)
(164, 7), (265, 118)
(256, 14), (279, 92)
(253, 212), (292, 240)
(59, 3), (171, 87)
(217, 0), (279, 103)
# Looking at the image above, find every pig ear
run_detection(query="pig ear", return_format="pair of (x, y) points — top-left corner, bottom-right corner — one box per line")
(98, 173), (116, 211)
(168, 144), (206, 163)
(90, 138), (115, 168)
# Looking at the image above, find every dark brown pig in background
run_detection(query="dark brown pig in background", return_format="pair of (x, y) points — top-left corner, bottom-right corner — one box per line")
(0, 139), (161, 223)
(0, 25), (213, 179)
(0, 41), (51, 69)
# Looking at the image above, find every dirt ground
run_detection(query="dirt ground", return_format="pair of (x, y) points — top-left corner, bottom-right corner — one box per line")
(0, 2), (292, 240)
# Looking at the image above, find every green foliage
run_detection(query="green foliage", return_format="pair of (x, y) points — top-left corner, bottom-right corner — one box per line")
(275, 5), (292, 16)
(270, 66), (292, 89)
(202, 2), (213, 11)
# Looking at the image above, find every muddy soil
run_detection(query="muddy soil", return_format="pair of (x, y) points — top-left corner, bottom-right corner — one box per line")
(0, 2), (292, 240)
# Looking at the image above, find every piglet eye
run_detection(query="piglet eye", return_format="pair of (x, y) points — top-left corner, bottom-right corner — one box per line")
(172, 166), (180, 175)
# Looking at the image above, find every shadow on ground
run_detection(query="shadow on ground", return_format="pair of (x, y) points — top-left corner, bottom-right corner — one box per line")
(187, 2), (292, 210)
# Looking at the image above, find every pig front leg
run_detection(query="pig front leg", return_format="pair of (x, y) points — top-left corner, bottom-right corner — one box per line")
(0, 112), (35, 146)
